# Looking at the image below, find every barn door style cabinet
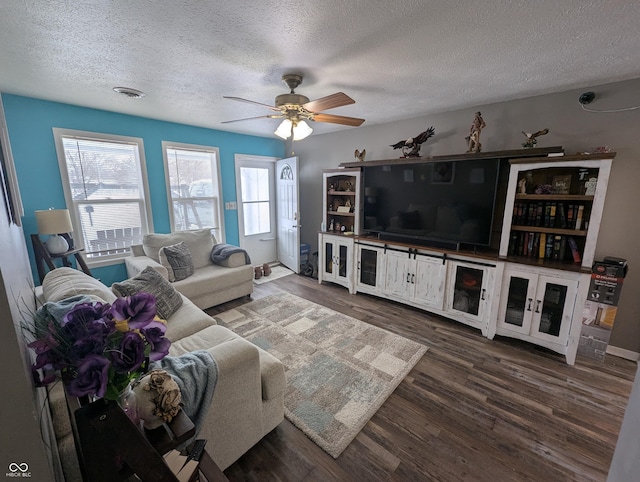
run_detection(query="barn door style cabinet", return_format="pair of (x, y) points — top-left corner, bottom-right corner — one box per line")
(382, 248), (447, 312)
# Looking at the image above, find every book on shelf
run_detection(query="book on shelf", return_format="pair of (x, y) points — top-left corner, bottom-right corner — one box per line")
(559, 236), (567, 260)
(567, 203), (574, 228)
(545, 235), (554, 259)
(568, 237), (582, 263)
(532, 232), (540, 257)
(535, 202), (544, 227)
(558, 202), (567, 229)
(552, 235), (562, 260)
(527, 232), (535, 256)
(575, 204), (585, 230)
(539, 233), (547, 259)
(549, 203), (557, 228)
(518, 231), (525, 255)
(509, 233), (518, 255)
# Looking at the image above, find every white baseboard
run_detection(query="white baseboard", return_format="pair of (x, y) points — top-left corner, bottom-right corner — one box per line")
(607, 345), (640, 361)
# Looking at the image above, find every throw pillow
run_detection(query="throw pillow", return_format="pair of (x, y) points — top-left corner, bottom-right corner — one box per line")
(159, 242), (194, 282)
(112, 266), (183, 319)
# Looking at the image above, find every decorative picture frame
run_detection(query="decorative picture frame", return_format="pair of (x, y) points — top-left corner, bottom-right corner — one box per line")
(432, 162), (455, 184)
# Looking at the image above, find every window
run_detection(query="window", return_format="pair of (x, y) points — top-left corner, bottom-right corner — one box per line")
(162, 142), (224, 242)
(53, 129), (152, 265)
(239, 166), (271, 236)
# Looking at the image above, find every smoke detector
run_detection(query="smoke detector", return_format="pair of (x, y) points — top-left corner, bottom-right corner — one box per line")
(113, 87), (146, 99)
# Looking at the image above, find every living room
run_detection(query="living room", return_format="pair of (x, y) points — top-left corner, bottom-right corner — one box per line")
(1, 1), (640, 481)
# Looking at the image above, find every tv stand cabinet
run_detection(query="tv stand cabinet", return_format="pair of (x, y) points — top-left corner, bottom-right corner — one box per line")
(319, 151), (616, 365)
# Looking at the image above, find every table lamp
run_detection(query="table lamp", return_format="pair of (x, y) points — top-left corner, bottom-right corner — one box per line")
(35, 208), (73, 254)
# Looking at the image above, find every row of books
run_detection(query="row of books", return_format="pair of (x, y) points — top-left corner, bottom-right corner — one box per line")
(512, 201), (587, 230)
(508, 231), (582, 263)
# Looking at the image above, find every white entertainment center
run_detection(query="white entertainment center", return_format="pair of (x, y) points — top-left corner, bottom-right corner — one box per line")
(318, 148), (615, 365)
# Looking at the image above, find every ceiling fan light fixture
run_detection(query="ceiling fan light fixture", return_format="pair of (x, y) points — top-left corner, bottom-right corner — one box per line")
(293, 120), (313, 140)
(274, 119), (293, 139)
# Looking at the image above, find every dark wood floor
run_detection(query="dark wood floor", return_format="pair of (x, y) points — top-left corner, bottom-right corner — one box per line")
(206, 274), (636, 482)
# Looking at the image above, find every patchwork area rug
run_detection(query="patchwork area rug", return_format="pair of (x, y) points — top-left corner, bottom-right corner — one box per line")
(214, 292), (428, 458)
(253, 265), (294, 284)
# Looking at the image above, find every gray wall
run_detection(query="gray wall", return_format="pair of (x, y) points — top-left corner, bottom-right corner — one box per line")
(294, 77), (640, 354)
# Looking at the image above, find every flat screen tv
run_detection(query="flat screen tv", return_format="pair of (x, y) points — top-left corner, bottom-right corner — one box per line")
(362, 158), (501, 248)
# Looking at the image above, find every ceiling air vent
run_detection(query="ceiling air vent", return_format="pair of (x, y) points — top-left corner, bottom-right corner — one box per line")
(113, 87), (146, 99)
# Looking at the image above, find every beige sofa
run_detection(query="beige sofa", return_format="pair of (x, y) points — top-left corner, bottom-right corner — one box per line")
(125, 229), (254, 310)
(42, 267), (285, 480)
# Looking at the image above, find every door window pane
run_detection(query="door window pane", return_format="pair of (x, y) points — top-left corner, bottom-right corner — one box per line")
(505, 276), (530, 326)
(538, 283), (567, 336)
(240, 167), (271, 235)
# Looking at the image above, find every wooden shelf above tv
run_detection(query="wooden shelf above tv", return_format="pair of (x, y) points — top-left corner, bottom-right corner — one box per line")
(339, 146), (564, 168)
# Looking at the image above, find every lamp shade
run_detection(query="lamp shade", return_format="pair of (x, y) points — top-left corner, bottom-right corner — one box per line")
(35, 209), (73, 235)
(293, 120), (313, 140)
(274, 119), (293, 140)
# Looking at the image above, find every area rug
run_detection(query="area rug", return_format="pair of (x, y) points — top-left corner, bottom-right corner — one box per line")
(214, 292), (428, 458)
(253, 265), (294, 284)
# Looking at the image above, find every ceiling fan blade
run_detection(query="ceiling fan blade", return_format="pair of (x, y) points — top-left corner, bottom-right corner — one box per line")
(223, 96), (281, 112)
(312, 113), (365, 127)
(302, 92), (355, 113)
(221, 114), (282, 124)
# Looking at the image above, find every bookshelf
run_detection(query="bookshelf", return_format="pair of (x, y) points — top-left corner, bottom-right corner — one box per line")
(500, 154), (615, 269)
(322, 168), (362, 235)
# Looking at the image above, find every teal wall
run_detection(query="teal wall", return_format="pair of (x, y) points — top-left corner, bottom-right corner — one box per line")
(2, 93), (285, 286)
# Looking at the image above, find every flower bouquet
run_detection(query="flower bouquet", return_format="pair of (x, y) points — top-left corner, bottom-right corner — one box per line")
(27, 292), (171, 401)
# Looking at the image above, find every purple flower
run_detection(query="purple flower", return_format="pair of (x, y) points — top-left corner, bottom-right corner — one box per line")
(141, 323), (171, 361)
(110, 293), (157, 330)
(66, 354), (110, 398)
(70, 334), (108, 361)
(63, 303), (106, 340)
(110, 331), (145, 374)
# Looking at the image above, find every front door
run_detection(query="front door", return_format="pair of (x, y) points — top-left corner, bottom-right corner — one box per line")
(276, 157), (300, 273)
(235, 155), (277, 266)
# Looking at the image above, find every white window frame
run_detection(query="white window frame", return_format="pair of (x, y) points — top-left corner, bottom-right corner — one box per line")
(162, 141), (225, 242)
(53, 128), (153, 267)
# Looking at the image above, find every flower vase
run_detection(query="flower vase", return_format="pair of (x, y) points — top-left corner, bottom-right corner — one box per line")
(117, 385), (139, 425)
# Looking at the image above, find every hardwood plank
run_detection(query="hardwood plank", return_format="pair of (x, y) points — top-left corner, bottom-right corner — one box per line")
(208, 274), (635, 482)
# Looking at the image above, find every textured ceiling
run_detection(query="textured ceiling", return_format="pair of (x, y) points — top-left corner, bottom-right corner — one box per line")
(1, 1), (639, 138)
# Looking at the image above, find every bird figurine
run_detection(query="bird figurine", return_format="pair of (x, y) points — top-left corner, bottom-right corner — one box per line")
(521, 128), (549, 148)
(390, 126), (435, 157)
(354, 149), (366, 162)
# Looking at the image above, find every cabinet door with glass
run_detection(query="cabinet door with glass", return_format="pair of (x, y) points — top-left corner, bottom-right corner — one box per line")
(318, 233), (354, 291)
(529, 275), (577, 344)
(498, 269), (538, 335)
(498, 265), (578, 345)
(445, 260), (493, 326)
(355, 244), (385, 294)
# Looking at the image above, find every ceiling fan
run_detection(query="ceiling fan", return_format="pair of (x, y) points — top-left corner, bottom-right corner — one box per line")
(222, 74), (365, 140)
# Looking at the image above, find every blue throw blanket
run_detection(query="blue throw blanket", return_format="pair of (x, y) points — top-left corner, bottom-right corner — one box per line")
(154, 350), (218, 438)
(210, 243), (251, 265)
(37, 295), (93, 325)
